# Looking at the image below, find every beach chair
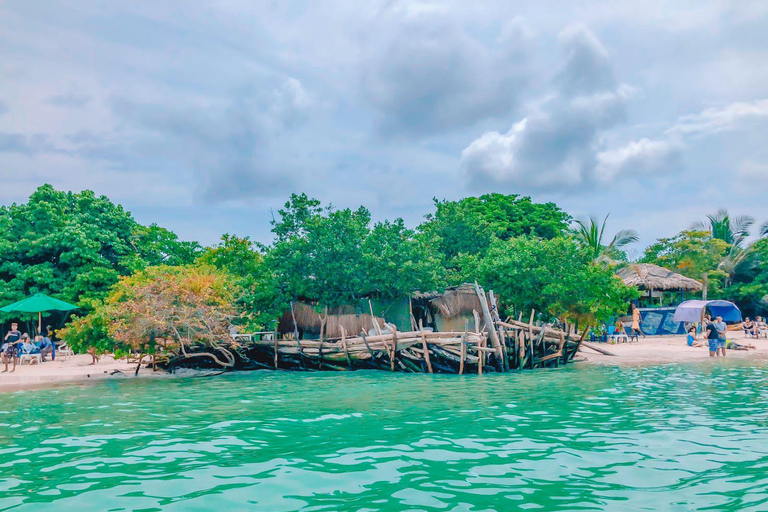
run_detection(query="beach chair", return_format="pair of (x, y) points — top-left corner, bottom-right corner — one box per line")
(57, 343), (74, 361)
(18, 347), (42, 365)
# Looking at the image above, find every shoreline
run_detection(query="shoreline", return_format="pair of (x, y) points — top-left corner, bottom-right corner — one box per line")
(0, 354), (168, 393)
(3, 333), (768, 392)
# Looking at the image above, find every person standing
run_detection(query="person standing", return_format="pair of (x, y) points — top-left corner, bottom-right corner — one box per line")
(631, 304), (646, 338)
(705, 316), (720, 357)
(714, 316), (728, 357)
(2, 322), (21, 372)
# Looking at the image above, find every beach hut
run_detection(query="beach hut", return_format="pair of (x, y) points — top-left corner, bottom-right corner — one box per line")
(276, 296), (413, 339)
(412, 283), (486, 333)
(616, 263), (703, 304)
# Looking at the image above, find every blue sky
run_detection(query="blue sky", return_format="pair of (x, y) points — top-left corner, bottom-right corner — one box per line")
(1, 1), (767, 254)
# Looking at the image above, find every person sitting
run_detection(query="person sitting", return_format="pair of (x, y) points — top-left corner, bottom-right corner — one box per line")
(726, 339), (757, 351)
(36, 335), (54, 361)
(20, 334), (39, 355)
(756, 317), (768, 338)
(743, 318), (757, 338)
(686, 327), (705, 347)
(613, 320), (628, 343)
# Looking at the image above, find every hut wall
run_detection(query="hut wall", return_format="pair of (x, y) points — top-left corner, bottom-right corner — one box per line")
(278, 302), (387, 339)
(435, 312), (476, 333)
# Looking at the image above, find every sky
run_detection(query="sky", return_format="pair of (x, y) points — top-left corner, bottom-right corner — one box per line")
(1, 0), (767, 254)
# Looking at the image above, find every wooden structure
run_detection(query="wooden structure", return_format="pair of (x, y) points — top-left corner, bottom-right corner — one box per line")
(243, 284), (584, 373)
(616, 263), (702, 305)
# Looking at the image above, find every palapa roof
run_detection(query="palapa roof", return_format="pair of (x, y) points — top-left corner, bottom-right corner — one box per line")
(616, 263), (703, 292)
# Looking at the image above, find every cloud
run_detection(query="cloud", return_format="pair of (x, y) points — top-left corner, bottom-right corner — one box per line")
(461, 25), (633, 190)
(737, 160), (768, 183)
(104, 77), (312, 202)
(668, 98), (768, 136)
(362, 8), (531, 137)
(0, 133), (58, 156)
(0, 100), (8, 116)
(47, 91), (92, 108)
(594, 138), (682, 182)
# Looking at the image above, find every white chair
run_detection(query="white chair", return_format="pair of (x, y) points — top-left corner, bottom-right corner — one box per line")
(56, 343), (74, 361)
(19, 352), (42, 365)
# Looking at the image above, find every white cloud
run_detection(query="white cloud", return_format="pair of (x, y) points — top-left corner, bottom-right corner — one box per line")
(594, 138), (681, 182)
(461, 25), (632, 190)
(669, 99), (768, 136)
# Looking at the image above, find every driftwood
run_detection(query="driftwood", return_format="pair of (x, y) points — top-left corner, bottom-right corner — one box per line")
(581, 342), (617, 356)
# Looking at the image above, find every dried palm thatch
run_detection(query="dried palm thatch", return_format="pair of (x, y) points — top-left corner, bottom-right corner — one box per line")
(616, 263), (703, 291)
(278, 302), (385, 338)
(430, 283), (484, 319)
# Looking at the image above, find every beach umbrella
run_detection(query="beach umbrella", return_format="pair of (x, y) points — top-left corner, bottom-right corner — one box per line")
(0, 293), (78, 332)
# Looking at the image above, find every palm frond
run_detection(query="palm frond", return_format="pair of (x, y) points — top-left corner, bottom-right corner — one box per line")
(761, 221), (768, 238)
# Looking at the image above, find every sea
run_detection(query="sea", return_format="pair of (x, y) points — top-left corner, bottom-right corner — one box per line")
(2, 361), (768, 511)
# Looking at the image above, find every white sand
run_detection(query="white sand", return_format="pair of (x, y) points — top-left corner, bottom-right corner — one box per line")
(0, 354), (165, 392)
(3, 332), (768, 391)
(580, 331), (768, 365)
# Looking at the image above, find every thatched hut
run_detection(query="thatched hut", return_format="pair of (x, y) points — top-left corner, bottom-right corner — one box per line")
(277, 296), (413, 339)
(616, 263), (702, 305)
(413, 283), (485, 332)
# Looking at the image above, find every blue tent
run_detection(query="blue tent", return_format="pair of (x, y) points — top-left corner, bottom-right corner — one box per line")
(673, 300), (742, 323)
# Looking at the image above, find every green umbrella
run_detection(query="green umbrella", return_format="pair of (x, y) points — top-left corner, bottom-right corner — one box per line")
(0, 293), (78, 333)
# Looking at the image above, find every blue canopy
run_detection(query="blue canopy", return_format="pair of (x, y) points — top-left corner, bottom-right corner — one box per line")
(673, 300), (742, 323)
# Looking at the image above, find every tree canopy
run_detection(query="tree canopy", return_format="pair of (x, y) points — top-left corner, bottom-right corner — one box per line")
(0, 185), (199, 317)
(471, 236), (637, 325)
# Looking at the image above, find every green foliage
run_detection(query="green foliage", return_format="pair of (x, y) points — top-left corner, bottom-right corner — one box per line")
(691, 209), (754, 248)
(57, 300), (115, 356)
(730, 238), (768, 316)
(61, 264), (238, 356)
(266, 193), (445, 308)
(0, 185), (199, 318)
(471, 237), (637, 325)
(573, 214), (638, 264)
(419, 193), (570, 276)
(198, 234), (275, 330)
(642, 230), (729, 296)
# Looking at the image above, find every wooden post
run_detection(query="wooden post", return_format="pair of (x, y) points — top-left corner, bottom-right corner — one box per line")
(409, 297), (417, 331)
(273, 336), (279, 368)
(473, 282), (506, 371)
(488, 290), (508, 366)
(478, 335), (485, 375)
(421, 333), (433, 374)
(390, 327), (397, 372)
(459, 333), (466, 375)
(369, 299), (382, 335)
(341, 325), (352, 369)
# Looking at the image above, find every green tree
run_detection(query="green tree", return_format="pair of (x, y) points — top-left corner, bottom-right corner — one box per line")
(642, 230), (728, 298)
(419, 193), (570, 275)
(132, 224), (201, 267)
(473, 236), (637, 326)
(198, 234), (277, 330)
(730, 238), (768, 316)
(266, 193), (444, 308)
(691, 208), (754, 247)
(573, 214), (638, 264)
(0, 185), (200, 318)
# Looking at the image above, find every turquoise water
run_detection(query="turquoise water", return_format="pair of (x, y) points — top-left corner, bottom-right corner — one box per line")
(2, 362), (768, 511)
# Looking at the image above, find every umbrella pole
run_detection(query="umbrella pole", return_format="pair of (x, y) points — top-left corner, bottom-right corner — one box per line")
(38, 312), (42, 335)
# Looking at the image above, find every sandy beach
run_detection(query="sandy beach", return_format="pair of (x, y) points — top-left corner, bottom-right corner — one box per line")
(0, 354), (165, 392)
(580, 332), (768, 365)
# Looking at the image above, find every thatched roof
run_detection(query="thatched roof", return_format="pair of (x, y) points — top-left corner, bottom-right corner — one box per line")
(425, 283), (484, 319)
(278, 302), (386, 338)
(616, 263), (703, 291)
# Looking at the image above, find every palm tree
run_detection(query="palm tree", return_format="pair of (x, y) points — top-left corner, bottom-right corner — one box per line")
(574, 214), (639, 264)
(691, 209), (756, 298)
(691, 209), (754, 247)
